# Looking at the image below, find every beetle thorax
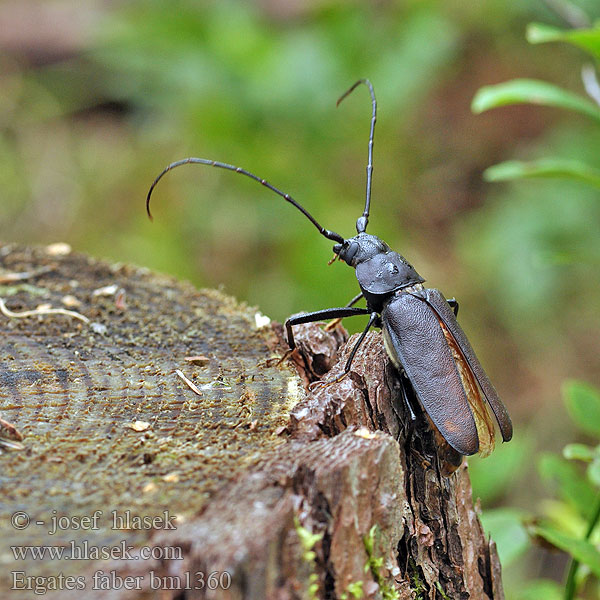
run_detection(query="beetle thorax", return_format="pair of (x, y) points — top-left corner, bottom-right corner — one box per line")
(333, 232), (426, 305)
(333, 233), (391, 267)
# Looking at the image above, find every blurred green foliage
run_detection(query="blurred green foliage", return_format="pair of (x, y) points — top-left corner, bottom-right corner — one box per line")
(2, 1), (600, 596)
(470, 9), (600, 598)
(0, 0), (549, 322)
(476, 382), (600, 600)
(468, 11), (600, 353)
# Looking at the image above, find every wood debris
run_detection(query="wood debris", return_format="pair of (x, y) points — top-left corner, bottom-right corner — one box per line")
(125, 421), (151, 432)
(0, 266), (53, 284)
(45, 242), (71, 256)
(184, 355), (210, 366)
(175, 370), (203, 396)
(0, 298), (89, 324)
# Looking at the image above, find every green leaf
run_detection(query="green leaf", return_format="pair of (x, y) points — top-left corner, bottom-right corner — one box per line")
(471, 79), (600, 123)
(469, 434), (531, 504)
(563, 443), (596, 462)
(538, 453), (597, 519)
(541, 499), (585, 536)
(513, 579), (563, 600)
(564, 380), (600, 438)
(527, 22), (600, 61)
(533, 523), (600, 578)
(588, 459), (600, 487)
(479, 508), (530, 566)
(483, 158), (600, 188)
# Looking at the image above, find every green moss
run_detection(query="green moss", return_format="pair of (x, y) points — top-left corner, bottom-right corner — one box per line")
(363, 525), (400, 600)
(409, 559), (426, 600)
(294, 516), (324, 600)
(435, 581), (452, 599)
(340, 580), (364, 599)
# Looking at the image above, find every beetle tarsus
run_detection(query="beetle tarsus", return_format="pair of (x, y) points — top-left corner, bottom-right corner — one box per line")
(275, 348), (295, 366)
(308, 370), (351, 391)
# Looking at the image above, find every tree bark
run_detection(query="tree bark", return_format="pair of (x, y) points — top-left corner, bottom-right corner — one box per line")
(0, 243), (504, 599)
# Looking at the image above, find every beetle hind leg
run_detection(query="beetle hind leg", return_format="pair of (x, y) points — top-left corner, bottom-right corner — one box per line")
(447, 297), (459, 317)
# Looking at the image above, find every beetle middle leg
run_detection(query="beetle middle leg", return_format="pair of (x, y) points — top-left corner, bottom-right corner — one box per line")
(310, 311), (380, 389)
(397, 371), (417, 423)
(281, 306), (371, 382)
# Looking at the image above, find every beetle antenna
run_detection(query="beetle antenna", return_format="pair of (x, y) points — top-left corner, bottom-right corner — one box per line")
(337, 79), (377, 234)
(146, 157), (344, 244)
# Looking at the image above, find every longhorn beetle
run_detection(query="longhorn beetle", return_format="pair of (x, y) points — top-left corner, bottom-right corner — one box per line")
(146, 79), (513, 460)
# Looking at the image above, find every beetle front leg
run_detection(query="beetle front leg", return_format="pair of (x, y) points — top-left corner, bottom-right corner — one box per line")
(324, 292), (364, 332)
(284, 306), (370, 349)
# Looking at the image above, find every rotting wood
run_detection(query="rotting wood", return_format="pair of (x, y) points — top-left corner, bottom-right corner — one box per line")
(0, 242), (504, 599)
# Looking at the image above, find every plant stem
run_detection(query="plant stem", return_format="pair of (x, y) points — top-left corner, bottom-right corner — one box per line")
(564, 493), (600, 600)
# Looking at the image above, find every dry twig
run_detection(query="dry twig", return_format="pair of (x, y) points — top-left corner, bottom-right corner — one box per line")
(0, 266), (53, 284)
(0, 298), (89, 324)
(175, 369), (203, 396)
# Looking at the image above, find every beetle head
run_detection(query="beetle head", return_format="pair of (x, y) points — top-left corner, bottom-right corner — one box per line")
(333, 233), (391, 267)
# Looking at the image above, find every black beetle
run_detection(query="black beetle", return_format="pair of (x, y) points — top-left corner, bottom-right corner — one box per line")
(146, 79), (512, 460)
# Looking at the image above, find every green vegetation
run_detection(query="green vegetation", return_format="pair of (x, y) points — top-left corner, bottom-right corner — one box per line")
(363, 525), (399, 600)
(472, 6), (600, 598)
(481, 381), (600, 600)
(340, 580), (364, 600)
(294, 516), (324, 599)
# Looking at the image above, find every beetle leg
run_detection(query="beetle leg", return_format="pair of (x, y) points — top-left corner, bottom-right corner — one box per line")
(447, 297), (459, 317)
(398, 372), (417, 422)
(345, 292), (365, 307)
(311, 311), (379, 390)
(284, 306), (370, 349)
(324, 292), (364, 331)
(341, 311), (379, 373)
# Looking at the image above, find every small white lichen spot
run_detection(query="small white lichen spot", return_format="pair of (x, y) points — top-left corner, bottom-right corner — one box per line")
(90, 322), (107, 335)
(46, 242), (72, 256)
(143, 482), (157, 494)
(254, 312), (271, 328)
(61, 295), (82, 308)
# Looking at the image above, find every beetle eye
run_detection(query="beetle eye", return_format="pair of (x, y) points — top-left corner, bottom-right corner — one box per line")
(333, 243), (342, 254)
(344, 242), (359, 264)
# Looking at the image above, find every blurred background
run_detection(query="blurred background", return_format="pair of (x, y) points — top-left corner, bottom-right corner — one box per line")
(1, 0), (599, 596)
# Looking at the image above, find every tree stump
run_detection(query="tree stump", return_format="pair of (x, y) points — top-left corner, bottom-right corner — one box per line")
(0, 243), (504, 599)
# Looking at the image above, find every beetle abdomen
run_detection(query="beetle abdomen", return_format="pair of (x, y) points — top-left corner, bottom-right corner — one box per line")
(418, 289), (513, 444)
(382, 292), (480, 456)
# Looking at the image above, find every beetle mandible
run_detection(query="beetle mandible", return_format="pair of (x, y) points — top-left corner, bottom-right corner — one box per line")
(146, 79), (513, 459)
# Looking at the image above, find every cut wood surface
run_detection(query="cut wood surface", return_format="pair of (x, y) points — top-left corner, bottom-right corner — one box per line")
(0, 243), (504, 599)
